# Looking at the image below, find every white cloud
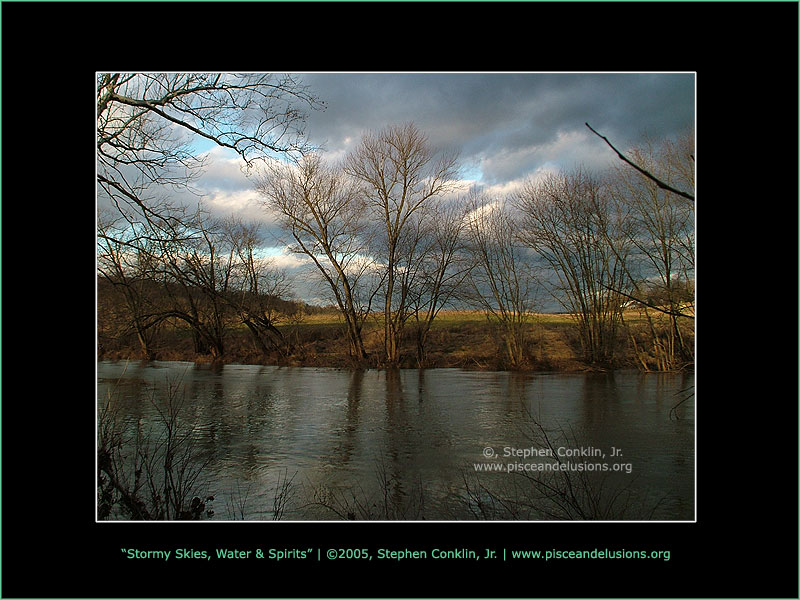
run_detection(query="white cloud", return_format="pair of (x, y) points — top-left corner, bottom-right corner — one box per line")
(205, 188), (261, 214)
(481, 179), (529, 198)
(196, 146), (249, 186)
(266, 247), (313, 270)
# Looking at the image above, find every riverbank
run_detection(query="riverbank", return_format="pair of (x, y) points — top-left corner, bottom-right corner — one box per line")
(97, 310), (694, 372)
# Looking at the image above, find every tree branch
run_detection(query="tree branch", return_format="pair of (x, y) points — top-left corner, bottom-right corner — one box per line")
(601, 283), (694, 320)
(585, 122), (694, 201)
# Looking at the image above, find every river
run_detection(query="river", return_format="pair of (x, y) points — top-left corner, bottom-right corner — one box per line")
(97, 361), (694, 521)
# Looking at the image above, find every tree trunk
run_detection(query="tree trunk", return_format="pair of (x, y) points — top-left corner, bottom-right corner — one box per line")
(135, 327), (155, 360)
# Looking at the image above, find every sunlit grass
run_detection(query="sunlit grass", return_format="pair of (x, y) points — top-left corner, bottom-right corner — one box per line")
(102, 307), (692, 372)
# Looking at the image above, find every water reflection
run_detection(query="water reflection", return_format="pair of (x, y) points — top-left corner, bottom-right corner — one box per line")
(328, 369), (364, 469)
(98, 362), (694, 521)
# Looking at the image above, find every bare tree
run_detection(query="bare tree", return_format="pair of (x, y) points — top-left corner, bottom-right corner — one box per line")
(406, 202), (473, 365)
(144, 207), (238, 360)
(514, 169), (632, 367)
(97, 211), (166, 359)
(97, 73), (323, 228)
(98, 205), (298, 363)
(585, 123), (695, 321)
(256, 154), (378, 361)
(220, 218), (295, 358)
(97, 73), (324, 360)
(609, 131), (695, 370)
(464, 192), (539, 369)
(345, 123), (460, 365)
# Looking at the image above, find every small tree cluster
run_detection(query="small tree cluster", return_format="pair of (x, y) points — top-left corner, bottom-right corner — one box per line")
(98, 208), (300, 361)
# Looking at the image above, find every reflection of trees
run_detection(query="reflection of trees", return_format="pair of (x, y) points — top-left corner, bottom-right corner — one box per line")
(382, 370), (409, 515)
(100, 366), (692, 520)
(327, 369), (365, 468)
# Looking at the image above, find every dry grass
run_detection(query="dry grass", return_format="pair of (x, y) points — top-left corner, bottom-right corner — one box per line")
(98, 309), (693, 372)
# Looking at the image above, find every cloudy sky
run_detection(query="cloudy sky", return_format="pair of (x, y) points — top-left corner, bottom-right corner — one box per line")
(169, 72), (695, 303)
(196, 71), (694, 220)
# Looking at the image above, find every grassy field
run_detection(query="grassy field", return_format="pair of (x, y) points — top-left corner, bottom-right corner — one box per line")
(99, 307), (693, 372)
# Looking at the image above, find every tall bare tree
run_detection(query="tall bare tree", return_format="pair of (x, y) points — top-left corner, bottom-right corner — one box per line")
(407, 202), (473, 365)
(256, 154), (378, 361)
(345, 123), (460, 365)
(514, 169), (631, 366)
(464, 192), (539, 369)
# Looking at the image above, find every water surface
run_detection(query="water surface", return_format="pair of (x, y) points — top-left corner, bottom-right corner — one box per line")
(97, 361), (694, 520)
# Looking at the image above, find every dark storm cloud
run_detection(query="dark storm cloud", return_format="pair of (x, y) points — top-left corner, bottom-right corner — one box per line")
(100, 72), (694, 305)
(299, 72), (694, 185)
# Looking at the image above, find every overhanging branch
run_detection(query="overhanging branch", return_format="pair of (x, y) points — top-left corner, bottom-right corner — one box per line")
(602, 283), (694, 320)
(585, 122), (695, 202)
